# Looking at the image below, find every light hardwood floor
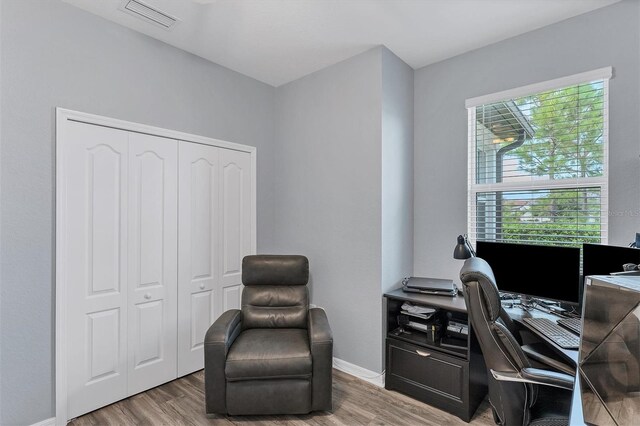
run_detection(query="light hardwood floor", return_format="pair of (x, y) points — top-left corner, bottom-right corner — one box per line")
(69, 369), (494, 425)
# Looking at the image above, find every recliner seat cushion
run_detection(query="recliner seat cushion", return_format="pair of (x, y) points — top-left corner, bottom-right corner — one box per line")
(225, 329), (312, 381)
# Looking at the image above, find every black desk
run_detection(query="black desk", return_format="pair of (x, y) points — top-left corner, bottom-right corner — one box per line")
(503, 304), (579, 365)
(383, 290), (585, 423)
(503, 303), (584, 425)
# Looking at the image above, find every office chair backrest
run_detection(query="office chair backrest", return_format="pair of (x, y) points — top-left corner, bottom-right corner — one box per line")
(460, 257), (536, 425)
(241, 255), (309, 329)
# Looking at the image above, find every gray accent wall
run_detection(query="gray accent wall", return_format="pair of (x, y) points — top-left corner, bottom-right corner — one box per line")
(273, 47), (413, 373)
(381, 48), (414, 366)
(381, 48), (414, 296)
(0, 1), (275, 424)
(414, 0), (640, 280)
(273, 48), (385, 373)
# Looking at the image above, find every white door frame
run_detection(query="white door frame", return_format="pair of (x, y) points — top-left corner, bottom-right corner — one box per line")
(55, 108), (257, 424)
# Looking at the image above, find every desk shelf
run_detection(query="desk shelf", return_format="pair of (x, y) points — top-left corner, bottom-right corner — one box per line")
(384, 289), (487, 422)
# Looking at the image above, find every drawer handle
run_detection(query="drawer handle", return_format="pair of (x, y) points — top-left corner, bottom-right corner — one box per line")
(144, 293), (152, 300)
(199, 283), (205, 290)
(415, 350), (431, 357)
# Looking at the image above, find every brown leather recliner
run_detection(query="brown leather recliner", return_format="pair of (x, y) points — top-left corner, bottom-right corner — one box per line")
(204, 255), (333, 415)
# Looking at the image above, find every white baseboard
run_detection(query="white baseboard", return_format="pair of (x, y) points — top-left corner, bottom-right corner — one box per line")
(332, 357), (385, 388)
(30, 418), (56, 426)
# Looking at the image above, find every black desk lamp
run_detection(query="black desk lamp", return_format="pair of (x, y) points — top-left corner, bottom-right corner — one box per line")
(453, 234), (476, 259)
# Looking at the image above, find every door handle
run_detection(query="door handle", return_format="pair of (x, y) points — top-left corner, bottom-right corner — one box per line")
(415, 350), (431, 357)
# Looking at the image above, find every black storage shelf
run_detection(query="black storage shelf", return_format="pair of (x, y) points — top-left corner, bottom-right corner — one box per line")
(384, 288), (487, 423)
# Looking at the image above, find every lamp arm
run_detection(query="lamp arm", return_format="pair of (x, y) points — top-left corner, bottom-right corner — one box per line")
(465, 235), (476, 257)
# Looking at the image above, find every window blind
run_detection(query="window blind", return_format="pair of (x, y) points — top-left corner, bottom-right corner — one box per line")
(467, 73), (609, 248)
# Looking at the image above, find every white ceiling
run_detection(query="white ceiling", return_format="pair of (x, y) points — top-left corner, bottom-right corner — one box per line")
(62, 0), (621, 87)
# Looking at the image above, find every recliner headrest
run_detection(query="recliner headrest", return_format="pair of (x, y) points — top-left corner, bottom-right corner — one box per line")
(242, 255), (309, 286)
(460, 257), (501, 321)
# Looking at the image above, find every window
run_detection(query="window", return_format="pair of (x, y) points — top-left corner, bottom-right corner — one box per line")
(466, 68), (611, 247)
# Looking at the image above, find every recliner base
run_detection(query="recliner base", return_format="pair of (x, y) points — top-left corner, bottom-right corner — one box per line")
(226, 378), (312, 415)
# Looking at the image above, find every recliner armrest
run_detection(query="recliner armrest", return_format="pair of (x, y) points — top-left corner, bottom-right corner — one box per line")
(490, 368), (574, 390)
(204, 309), (242, 415)
(308, 307), (333, 412)
(309, 308), (332, 344)
(205, 309), (242, 354)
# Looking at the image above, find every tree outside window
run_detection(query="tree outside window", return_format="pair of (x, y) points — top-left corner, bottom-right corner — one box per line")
(471, 79), (607, 247)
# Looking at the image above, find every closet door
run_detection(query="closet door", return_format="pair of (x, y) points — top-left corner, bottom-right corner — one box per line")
(219, 149), (253, 311)
(178, 142), (220, 376)
(64, 122), (129, 419)
(127, 133), (178, 395)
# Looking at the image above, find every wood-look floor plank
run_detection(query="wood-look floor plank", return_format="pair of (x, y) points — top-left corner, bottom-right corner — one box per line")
(69, 369), (494, 425)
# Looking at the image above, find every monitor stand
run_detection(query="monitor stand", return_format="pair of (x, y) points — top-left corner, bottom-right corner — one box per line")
(519, 295), (535, 309)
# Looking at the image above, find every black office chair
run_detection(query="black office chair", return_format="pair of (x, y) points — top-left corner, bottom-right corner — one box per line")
(460, 257), (575, 426)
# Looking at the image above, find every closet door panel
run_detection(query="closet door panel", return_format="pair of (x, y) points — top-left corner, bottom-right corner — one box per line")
(64, 121), (129, 419)
(127, 133), (178, 395)
(219, 150), (253, 312)
(223, 285), (242, 311)
(178, 142), (220, 376)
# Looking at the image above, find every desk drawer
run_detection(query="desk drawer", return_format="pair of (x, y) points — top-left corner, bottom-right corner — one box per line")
(386, 338), (469, 418)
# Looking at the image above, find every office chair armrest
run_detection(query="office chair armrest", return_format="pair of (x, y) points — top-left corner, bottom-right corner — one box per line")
(205, 309), (242, 355)
(522, 343), (576, 376)
(490, 368), (574, 390)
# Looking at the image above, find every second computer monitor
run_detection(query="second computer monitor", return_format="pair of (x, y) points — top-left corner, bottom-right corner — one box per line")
(582, 243), (640, 277)
(475, 241), (581, 305)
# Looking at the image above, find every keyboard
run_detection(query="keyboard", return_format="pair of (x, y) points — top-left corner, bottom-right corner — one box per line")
(557, 317), (582, 335)
(522, 317), (580, 349)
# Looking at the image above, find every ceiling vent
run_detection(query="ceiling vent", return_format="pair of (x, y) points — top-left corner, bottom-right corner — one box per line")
(120, 0), (179, 30)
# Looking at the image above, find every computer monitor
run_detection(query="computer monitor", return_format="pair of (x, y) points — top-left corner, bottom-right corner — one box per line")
(582, 243), (640, 277)
(475, 241), (581, 305)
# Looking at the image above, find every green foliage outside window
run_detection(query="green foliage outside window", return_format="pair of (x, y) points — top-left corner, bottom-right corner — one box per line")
(511, 84), (604, 180)
(477, 82), (605, 247)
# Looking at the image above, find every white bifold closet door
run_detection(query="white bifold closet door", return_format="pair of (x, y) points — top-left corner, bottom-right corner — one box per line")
(177, 142), (220, 376)
(177, 144), (252, 376)
(126, 132), (178, 395)
(59, 113), (254, 420)
(63, 121), (178, 419)
(219, 149), (252, 310)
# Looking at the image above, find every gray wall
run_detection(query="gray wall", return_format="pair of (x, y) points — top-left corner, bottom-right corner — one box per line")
(414, 0), (640, 280)
(381, 48), (414, 296)
(0, 1), (275, 424)
(273, 48), (385, 372)
(272, 47), (414, 374)
(380, 48), (414, 365)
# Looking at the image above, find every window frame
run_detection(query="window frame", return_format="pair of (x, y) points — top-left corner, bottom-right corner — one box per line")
(466, 67), (612, 247)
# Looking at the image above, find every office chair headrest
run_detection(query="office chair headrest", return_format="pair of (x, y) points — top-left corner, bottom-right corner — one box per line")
(460, 257), (501, 321)
(242, 255), (309, 286)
